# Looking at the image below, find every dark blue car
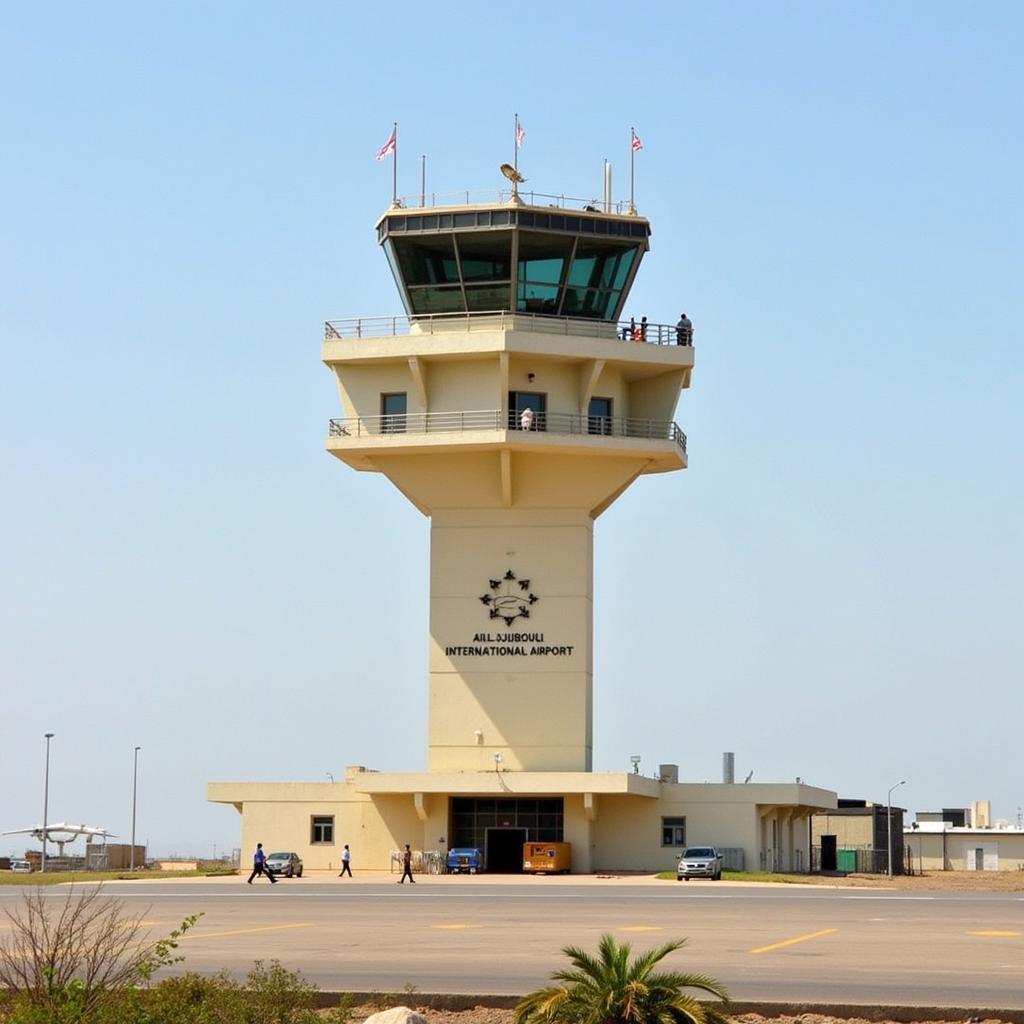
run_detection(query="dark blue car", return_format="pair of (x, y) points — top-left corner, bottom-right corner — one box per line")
(446, 847), (482, 874)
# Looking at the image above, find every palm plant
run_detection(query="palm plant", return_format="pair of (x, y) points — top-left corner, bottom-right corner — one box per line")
(514, 933), (730, 1024)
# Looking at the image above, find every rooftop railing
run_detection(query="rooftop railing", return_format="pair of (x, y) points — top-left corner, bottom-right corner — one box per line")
(328, 409), (686, 454)
(324, 311), (693, 348)
(389, 189), (639, 215)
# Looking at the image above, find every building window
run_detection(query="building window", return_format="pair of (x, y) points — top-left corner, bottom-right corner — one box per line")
(588, 397), (612, 435)
(381, 392), (407, 434)
(311, 816), (334, 844)
(509, 391), (546, 431)
(662, 816), (686, 847)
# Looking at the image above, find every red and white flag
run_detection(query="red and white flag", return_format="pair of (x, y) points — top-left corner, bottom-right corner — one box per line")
(631, 131), (643, 152)
(376, 127), (396, 161)
(516, 121), (526, 148)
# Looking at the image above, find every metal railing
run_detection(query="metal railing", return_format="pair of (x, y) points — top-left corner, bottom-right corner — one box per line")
(390, 188), (638, 215)
(324, 311), (693, 348)
(328, 409), (686, 454)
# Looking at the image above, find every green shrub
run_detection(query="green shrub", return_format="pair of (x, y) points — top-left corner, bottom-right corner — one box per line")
(0, 886), (199, 1024)
(514, 933), (730, 1024)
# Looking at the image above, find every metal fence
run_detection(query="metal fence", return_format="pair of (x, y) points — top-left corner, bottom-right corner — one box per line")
(390, 188), (638, 215)
(324, 311), (692, 348)
(718, 847), (746, 872)
(810, 845), (911, 874)
(329, 409), (686, 453)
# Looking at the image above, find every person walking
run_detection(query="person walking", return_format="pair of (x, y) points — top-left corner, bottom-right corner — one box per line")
(338, 844), (352, 877)
(398, 843), (415, 884)
(247, 842), (277, 884)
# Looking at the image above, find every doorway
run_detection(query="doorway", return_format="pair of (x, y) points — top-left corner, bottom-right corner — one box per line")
(509, 391), (546, 431)
(820, 834), (837, 872)
(485, 827), (527, 873)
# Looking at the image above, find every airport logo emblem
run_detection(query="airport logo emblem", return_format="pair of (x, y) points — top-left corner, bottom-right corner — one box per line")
(480, 570), (539, 626)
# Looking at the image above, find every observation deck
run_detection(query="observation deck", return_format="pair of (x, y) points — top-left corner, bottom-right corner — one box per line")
(320, 192), (694, 516)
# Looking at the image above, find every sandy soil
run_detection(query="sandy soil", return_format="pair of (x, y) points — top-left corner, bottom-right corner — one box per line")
(758, 870), (1024, 892)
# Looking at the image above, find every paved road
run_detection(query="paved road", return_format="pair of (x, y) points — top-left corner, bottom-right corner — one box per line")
(3, 877), (1022, 1008)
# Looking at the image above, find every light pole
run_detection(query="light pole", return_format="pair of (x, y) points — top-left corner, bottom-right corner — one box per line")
(41, 733), (54, 873)
(887, 779), (906, 877)
(130, 746), (141, 871)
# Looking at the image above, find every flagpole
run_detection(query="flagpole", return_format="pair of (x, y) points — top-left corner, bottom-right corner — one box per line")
(629, 126), (636, 215)
(392, 122), (398, 206)
(514, 112), (519, 174)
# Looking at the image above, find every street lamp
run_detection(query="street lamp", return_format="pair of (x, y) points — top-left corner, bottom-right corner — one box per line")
(130, 746), (141, 871)
(887, 779), (906, 878)
(41, 733), (54, 874)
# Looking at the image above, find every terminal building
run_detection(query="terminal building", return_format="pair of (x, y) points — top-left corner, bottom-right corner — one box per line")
(209, 175), (837, 873)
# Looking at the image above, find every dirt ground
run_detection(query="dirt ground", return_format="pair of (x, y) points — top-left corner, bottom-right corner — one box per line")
(762, 870), (1024, 892)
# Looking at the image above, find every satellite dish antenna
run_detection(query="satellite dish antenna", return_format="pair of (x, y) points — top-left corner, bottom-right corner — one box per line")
(744, 770), (754, 783)
(500, 163), (526, 184)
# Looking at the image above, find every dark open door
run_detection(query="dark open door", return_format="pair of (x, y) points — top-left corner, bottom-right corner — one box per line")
(820, 834), (837, 872)
(485, 827), (527, 873)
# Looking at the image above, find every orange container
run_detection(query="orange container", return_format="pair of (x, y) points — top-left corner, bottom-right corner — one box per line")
(522, 841), (571, 874)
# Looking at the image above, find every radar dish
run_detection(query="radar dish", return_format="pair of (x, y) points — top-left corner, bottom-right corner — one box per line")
(500, 163), (526, 184)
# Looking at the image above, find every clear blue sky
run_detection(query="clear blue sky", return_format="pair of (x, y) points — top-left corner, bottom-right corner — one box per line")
(2, 2), (1022, 857)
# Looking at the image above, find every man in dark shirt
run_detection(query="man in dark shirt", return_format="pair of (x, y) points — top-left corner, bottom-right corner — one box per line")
(676, 313), (693, 346)
(398, 843), (415, 884)
(247, 842), (277, 884)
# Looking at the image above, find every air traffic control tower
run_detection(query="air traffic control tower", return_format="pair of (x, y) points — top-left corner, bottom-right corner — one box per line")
(324, 190), (693, 776)
(209, 181), (837, 875)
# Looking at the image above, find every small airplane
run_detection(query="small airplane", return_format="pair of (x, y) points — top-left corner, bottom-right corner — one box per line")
(4, 823), (116, 857)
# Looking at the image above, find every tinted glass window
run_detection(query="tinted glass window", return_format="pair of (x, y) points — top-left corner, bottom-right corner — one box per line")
(394, 236), (459, 286)
(381, 392), (407, 434)
(407, 285), (465, 314)
(509, 391), (546, 431)
(457, 231), (512, 282)
(465, 283), (512, 311)
(517, 283), (559, 314)
(562, 286), (612, 319)
(588, 397), (612, 435)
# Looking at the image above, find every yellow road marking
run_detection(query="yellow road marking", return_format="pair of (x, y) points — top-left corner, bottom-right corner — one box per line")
(184, 923), (315, 940)
(431, 923), (483, 930)
(621, 926), (663, 932)
(968, 930), (1021, 937)
(750, 928), (838, 954)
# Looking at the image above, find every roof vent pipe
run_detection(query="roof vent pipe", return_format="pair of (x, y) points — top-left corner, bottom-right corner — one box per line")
(603, 160), (612, 213)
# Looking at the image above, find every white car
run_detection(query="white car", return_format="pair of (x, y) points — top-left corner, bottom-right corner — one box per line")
(10, 859), (33, 873)
(677, 846), (723, 881)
